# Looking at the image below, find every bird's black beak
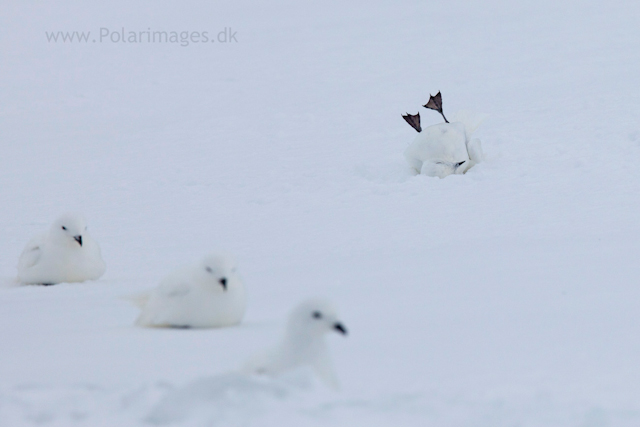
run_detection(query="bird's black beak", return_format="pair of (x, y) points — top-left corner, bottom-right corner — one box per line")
(333, 322), (347, 335)
(74, 235), (83, 246)
(219, 277), (227, 291)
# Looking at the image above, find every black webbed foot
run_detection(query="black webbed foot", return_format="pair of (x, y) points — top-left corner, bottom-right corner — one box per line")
(423, 91), (449, 123)
(402, 112), (422, 133)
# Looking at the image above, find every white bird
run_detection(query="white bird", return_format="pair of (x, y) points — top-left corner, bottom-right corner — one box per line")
(404, 114), (485, 178)
(134, 254), (246, 328)
(17, 213), (106, 285)
(403, 92), (486, 178)
(244, 299), (348, 390)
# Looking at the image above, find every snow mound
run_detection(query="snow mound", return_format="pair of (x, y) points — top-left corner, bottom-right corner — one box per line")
(145, 374), (290, 426)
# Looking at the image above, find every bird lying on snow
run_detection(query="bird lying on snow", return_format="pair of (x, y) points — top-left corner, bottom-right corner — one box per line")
(144, 300), (348, 424)
(17, 213), (106, 285)
(243, 299), (348, 390)
(403, 91), (486, 178)
(133, 253), (246, 328)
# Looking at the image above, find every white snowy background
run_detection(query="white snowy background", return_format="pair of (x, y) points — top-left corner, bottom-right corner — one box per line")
(1, 0), (640, 425)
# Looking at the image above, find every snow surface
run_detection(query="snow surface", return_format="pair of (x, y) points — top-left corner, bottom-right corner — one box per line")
(1, 0), (640, 425)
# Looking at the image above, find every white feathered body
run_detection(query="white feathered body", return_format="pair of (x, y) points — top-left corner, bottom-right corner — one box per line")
(404, 111), (486, 178)
(17, 229), (106, 285)
(243, 299), (345, 389)
(135, 258), (246, 328)
(244, 334), (338, 389)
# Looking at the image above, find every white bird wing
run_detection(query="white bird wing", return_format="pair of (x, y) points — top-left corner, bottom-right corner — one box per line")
(17, 232), (46, 271)
(467, 138), (484, 163)
(135, 282), (193, 327)
(158, 282), (192, 299)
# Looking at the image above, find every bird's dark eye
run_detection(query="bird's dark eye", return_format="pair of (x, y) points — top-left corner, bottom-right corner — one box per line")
(205, 267), (213, 273)
(61, 226), (67, 231)
(312, 311), (322, 319)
